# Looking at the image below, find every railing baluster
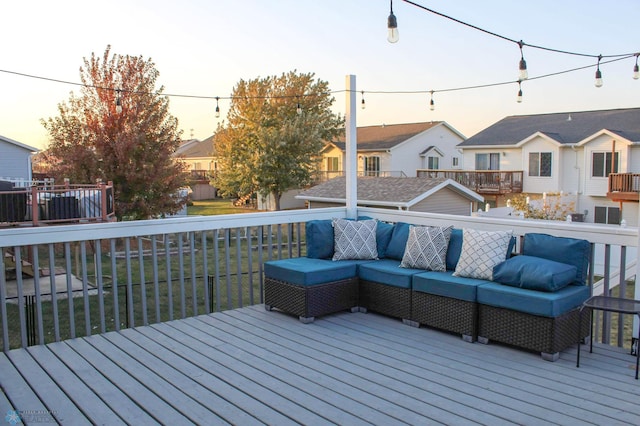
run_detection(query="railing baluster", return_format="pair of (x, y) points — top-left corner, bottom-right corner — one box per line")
(138, 237), (148, 326)
(110, 239), (120, 331)
(267, 225), (273, 260)
(64, 242), (75, 339)
(618, 245), (627, 347)
(178, 233), (186, 319)
(258, 226), (264, 303)
(95, 240), (106, 334)
(164, 234), (173, 321)
(80, 241), (91, 337)
(296, 222), (302, 257)
(213, 229), (221, 312)
(202, 231), (209, 314)
(602, 244), (612, 344)
(124, 238), (134, 328)
(151, 236), (160, 324)
(0, 249), (8, 351)
(224, 229), (232, 310)
(31, 246), (44, 345)
(236, 228), (243, 308)
(247, 226), (254, 305)
(14, 249), (27, 347)
(277, 224), (283, 259)
(190, 232), (197, 315)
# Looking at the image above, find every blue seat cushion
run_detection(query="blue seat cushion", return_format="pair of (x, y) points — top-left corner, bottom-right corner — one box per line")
(493, 255), (577, 292)
(523, 233), (590, 285)
(477, 282), (590, 317)
(357, 258), (423, 289)
(413, 271), (493, 302)
(264, 257), (372, 286)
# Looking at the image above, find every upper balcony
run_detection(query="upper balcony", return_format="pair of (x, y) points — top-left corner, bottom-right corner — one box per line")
(312, 170), (408, 185)
(607, 173), (640, 202)
(416, 169), (524, 196)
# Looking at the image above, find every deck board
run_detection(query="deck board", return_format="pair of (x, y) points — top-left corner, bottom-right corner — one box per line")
(2, 305), (640, 425)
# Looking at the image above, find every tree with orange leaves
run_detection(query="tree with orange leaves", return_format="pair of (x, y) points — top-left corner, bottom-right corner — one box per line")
(41, 45), (188, 220)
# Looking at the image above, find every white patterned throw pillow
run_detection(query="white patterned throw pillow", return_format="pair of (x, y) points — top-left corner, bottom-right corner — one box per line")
(400, 225), (453, 271)
(453, 228), (513, 280)
(332, 219), (378, 261)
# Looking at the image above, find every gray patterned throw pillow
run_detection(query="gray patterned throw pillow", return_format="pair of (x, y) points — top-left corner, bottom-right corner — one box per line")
(332, 219), (378, 261)
(400, 225), (453, 271)
(453, 228), (513, 280)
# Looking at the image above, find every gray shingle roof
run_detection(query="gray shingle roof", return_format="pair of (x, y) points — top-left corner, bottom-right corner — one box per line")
(175, 136), (215, 157)
(331, 122), (443, 151)
(458, 108), (640, 147)
(297, 176), (482, 205)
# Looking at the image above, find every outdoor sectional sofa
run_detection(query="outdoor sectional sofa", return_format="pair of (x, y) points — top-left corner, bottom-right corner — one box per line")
(264, 218), (592, 360)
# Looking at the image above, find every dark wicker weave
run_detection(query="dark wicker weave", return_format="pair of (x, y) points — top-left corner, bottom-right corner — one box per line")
(264, 276), (358, 322)
(478, 304), (591, 360)
(411, 292), (477, 342)
(359, 279), (411, 320)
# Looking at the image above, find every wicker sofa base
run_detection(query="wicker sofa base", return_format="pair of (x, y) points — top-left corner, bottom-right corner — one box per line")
(264, 276), (358, 323)
(359, 279), (411, 320)
(478, 304), (591, 360)
(411, 292), (477, 342)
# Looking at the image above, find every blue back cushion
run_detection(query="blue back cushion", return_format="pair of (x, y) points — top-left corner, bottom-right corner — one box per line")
(305, 220), (334, 259)
(493, 255), (577, 292)
(384, 222), (411, 260)
(376, 221), (394, 259)
(523, 233), (590, 285)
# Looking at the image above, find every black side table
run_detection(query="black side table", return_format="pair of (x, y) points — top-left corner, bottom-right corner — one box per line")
(576, 295), (640, 379)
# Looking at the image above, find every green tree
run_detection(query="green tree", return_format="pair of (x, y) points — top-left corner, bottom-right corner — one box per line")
(213, 71), (343, 210)
(41, 45), (188, 220)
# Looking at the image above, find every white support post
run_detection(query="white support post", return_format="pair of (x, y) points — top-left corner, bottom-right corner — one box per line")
(634, 210), (640, 340)
(345, 75), (358, 219)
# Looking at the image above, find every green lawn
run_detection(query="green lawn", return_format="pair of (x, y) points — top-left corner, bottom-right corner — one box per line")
(187, 199), (256, 216)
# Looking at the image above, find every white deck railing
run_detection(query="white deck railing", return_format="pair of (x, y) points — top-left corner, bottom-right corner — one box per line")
(0, 206), (637, 352)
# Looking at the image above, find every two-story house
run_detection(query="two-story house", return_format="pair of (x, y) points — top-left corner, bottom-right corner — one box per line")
(456, 108), (640, 225)
(174, 136), (217, 200)
(319, 121), (465, 181)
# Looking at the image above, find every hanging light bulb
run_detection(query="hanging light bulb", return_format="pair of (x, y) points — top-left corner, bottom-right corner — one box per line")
(115, 88), (122, 114)
(518, 41), (528, 80)
(296, 97), (302, 115)
(516, 81), (523, 103)
(633, 54), (639, 80)
(215, 96), (220, 118)
(361, 91), (366, 109)
(595, 55), (603, 88)
(429, 91), (435, 111)
(387, 0), (399, 43)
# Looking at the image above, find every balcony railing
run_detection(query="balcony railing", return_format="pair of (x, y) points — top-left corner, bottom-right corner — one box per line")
(607, 173), (640, 202)
(0, 181), (115, 227)
(416, 169), (524, 195)
(0, 207), (637, 353)
(188, 170), (214, 181)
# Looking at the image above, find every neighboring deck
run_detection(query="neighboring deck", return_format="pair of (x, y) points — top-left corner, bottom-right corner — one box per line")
(1, 306), (639, 425)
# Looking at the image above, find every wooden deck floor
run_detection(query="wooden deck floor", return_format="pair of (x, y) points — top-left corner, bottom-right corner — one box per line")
(1, 305), (640, 425)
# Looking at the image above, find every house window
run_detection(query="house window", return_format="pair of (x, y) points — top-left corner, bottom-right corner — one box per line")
(193, 162), (202, 170)
(594, 206), (620, 224)
(592, 152), (619, 177)
(364, 156), (380, 176)
(475, 153), (500, 170)
(452, 157), (459, 167)
(528, 152), (552, 177)
(326, 157), (339, 171)
(427, 156), (439, 170)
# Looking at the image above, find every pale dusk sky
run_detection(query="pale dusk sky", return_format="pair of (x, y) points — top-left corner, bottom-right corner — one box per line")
(0, 0), (638, 150)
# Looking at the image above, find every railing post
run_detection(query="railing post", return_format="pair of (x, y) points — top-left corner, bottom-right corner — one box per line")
(100, 182), (108, 222)
(31, 186), (39, 226)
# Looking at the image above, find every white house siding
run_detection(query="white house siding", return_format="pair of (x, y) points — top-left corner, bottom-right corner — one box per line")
(629, 146), (640, 173)
(409, 188), (472, 215)
(521, 137), (560, 194)
(582, 134), (629, 197)
(560, 147), (582, 197)
(0, 142), (33, 181)
(390, 124), (463, 176)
